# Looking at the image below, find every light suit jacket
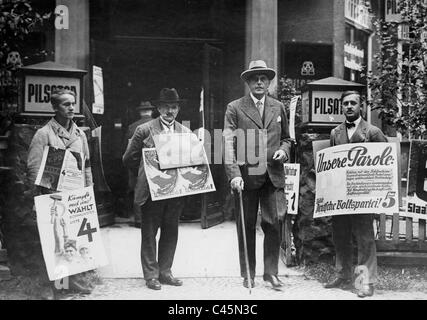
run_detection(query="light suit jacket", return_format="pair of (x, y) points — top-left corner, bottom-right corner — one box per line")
(223, 94), (291, 190)
(122, 117), (191, 206)
(27, 118), (93, 188)
(330, 118), (388, 146)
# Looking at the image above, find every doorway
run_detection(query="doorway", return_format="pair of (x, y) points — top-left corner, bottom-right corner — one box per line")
(92, 39), (226, 228)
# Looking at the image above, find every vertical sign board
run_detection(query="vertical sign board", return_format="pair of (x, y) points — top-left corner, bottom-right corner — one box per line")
(284, 163), (300, 215)
(385, 0), (402, 22)
(92, 66), (104, 115)
(406, 140), (427, 219)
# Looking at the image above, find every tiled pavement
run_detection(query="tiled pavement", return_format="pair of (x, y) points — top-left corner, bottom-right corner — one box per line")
(66, 276), (427, 300)
(63, 220), (427, 300)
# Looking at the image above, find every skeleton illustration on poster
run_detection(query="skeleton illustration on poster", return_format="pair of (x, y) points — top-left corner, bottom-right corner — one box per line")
(34, 186), (108, 281)
(143, 148), (215, 201)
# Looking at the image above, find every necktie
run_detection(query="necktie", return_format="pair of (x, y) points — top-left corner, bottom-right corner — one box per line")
(346, 122), (355, 129)
(256, 100), (263, 117)
(160, 119), (174, 132)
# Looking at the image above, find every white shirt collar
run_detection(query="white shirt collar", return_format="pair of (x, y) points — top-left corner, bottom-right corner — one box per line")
(250, 93), (266, 106)
(159, 116), (175, 133)
(347, 116), (362, 127)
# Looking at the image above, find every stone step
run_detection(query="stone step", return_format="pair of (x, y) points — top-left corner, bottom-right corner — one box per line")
(0, 264), (11, 281)
(0, 249), (7, 263)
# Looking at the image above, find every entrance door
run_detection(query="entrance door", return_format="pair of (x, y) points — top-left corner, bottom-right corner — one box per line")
(200, 44), (225, 229)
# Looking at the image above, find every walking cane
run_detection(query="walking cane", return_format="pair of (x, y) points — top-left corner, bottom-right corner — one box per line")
(238, 189), (252, 294)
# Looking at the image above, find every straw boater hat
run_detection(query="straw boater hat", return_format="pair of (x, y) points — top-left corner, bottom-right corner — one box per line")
(136, 101), (155, 111)
(240, 60), (276, 81)
(153, 88), (186, 105)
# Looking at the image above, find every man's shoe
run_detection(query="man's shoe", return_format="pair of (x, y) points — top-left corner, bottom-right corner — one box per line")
(146, 278), (162, 290)
(159, 275), (183, 286)
(263, 274), (283, 290)
(243, 278), (255, 288)
(324, 277), (351, 289)
(357, 284), (374, 298)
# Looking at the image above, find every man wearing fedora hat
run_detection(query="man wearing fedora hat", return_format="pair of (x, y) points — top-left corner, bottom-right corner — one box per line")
(224, 60), (291, 290)
(123, 88), (190, 290)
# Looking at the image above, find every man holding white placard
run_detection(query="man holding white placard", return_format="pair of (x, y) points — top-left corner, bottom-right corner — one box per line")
(325, 90), (387, 298)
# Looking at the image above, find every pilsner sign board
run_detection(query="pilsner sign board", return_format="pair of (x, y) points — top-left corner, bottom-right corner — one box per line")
(18, 61), (86, 116)
(301, 77), (365, 128)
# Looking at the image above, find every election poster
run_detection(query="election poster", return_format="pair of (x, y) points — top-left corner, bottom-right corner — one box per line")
(153, 132), (206, 169)
(284, 163), (300, 215)
(35, 146), (86, 192)
(314, 142), (399, 218)
(406, 140), (427, 219)
(143, 148), (215, 201)
(92, 65), (104, 114)
(34, 186), (108, 281)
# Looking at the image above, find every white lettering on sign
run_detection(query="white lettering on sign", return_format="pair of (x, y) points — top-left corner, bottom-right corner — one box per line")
(311, 91), (346, 123)
(385, 0), (401, 22)
(24, 75), (80, 113)
(344, 43), (365, 71)
(55, 5), (69, 30)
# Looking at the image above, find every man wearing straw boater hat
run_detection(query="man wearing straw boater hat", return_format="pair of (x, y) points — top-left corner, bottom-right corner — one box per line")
(223, 60), (291, 290)
(123, 88), (190, 290)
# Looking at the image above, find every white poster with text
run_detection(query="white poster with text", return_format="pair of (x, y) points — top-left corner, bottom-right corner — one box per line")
(314, 143), (399, 218)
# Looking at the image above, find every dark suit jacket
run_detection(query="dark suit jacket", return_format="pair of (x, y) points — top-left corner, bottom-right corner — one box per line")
(223, 94), (291, 190)
(330, 118), (388, 146)
(122, 117), (191, 206)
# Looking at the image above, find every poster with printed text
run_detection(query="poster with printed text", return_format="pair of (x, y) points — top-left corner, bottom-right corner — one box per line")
(34, 186), (108, 281)
(143, 148), (215, 201)
(35, 146), (85, 192)
(314, 143), (399, 218)
(284, 163), (300, 215)
(406, 140), (427, 219)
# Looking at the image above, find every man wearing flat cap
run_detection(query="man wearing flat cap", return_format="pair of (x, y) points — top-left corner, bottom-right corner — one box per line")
(123, 88), (190, 290)
(223, 60), (292, 290)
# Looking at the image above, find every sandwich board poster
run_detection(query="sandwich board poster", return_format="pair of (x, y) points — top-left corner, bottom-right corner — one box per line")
(35, 146), (85, 192)
(406, 140), (427, 219)
(143, 148), (215, 201)
(314, 142), (399, 218)
(284, 163), (300, 215)
(34, 186), (108, 281)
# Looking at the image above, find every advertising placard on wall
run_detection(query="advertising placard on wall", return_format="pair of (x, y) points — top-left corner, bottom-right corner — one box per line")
(24, 75), (80, 113)
(92, 66), (104, 115)
(284, 163), (300, 215)
(314, 142), (399, 218)
(406, 140), (427, 219)
(311, 90), (346, 123)
(385, 0), (402, 22)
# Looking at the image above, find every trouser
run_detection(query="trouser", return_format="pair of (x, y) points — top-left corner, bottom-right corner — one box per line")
(332, 214), (378, 284)
(234, 178), (282, 279)
(140, 197), (184, 280)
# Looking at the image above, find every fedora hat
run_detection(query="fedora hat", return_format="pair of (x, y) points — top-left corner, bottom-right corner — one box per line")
(240, 60), (276, 81)
(153, 88), (185, 105)
(136, 101), (155, 111)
